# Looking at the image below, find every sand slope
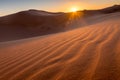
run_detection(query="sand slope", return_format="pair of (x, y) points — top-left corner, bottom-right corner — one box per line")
(0, 14), (120, 80)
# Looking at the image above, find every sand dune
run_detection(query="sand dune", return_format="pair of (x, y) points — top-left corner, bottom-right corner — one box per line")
(0, 5), (120, 42)
(0, 12), (120, 80)
(0, 10), (68, 42)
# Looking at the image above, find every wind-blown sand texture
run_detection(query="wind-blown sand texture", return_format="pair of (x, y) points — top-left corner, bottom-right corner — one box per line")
(0, 12), (120, 80)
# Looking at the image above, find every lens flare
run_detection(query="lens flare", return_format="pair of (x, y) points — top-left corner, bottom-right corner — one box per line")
(71, 7), (78, 12)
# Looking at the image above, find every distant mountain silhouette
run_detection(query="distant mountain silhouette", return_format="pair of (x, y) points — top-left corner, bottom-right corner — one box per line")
(101, 5), (120, 13)
(82, 4), (120, 15)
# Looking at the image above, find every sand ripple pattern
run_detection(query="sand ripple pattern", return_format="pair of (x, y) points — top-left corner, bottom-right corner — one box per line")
(0, 19), (120, 80)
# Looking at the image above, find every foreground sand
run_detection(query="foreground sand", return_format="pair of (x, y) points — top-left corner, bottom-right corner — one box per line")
(0, 15), (120, 80)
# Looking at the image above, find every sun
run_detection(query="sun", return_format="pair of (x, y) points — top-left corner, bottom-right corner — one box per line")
(71, 7), (78, 12)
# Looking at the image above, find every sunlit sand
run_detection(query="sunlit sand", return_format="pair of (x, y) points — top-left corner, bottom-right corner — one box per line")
(0, 5), (120, 80)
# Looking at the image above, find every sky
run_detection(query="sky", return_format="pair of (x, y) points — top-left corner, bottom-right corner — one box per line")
(0, 0), (120, 16)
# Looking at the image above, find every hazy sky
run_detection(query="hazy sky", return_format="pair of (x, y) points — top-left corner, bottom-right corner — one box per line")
(0, 0), (120, 16)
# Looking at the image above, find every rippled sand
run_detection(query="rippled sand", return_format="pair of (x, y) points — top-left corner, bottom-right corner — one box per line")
(0, 13), (120, 80)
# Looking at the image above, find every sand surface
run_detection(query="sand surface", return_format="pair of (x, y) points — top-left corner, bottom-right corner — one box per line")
(0, 13), (120, 80)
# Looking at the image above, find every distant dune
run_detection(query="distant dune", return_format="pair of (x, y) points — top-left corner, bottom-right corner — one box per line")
(0, 5), (120, 42)
(0, 5), (120, 80)
(0, 10), (69, 42)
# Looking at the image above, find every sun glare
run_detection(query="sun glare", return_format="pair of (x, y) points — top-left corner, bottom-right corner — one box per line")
(71, 7), (78, 12)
